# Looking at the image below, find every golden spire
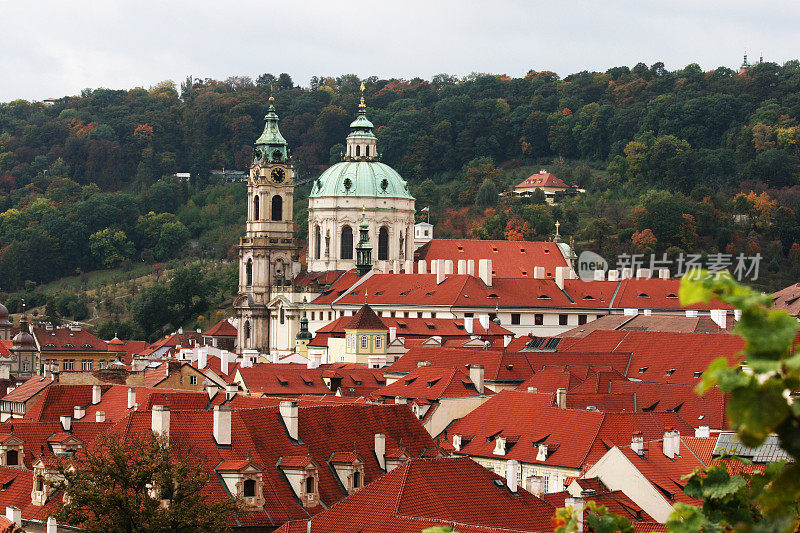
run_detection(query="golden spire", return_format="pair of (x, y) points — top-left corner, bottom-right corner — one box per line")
(359, 81), (366, 109)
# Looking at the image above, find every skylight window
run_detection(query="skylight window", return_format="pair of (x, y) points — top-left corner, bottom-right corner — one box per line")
(425, 292), (433, 297)
(488, 293), (499, 298)
(638, 366), (648, 373)
(666, 368), (677, 376)
(583, 295), (596, 300)
(638, 293), (650, 298)
(694, 371), (703, 378)
(537, 295), (551, 300)
(666, 293), (678, 299)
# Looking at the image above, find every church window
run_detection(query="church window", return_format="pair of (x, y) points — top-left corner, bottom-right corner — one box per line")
(341, 226), (354, 259)
(253, 195), (260, 220)
(355, 145), (361, 157)
(271, 195), (283, 221)
(246, 259), (253, 286)
(244, 321), (251, 340)
(243, 479), (256, 497)
(314, 226), (321, 260)
(378, 227), (389, 261)
(365, 145), (370, 157)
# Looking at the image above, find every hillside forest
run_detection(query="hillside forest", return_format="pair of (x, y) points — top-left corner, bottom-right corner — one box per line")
(3, 62), (800, 337)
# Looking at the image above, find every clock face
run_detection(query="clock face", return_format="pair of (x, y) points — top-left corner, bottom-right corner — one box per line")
(271, 167), (286, 183)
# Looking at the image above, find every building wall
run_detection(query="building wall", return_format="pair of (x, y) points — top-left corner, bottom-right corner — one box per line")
(463, 455), (580, 495)
(423, 396), (491, 437)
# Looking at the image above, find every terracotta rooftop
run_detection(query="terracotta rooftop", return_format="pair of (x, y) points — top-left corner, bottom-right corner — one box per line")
(343, 303), (386, 330)
(203, 319), (237, 337)
(515, 172), (569, 189)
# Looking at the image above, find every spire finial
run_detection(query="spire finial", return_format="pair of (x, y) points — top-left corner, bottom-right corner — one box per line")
(365, 290), (368, 304)
(359, 81), (366, 110)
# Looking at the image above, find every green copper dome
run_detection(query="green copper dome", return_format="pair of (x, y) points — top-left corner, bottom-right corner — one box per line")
(253, 98), (288, 164)
(309, 161), (414, 199)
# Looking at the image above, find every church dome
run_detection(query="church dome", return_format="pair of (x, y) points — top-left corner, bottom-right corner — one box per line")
(310, 161), (413, 200)
(0, 303), (10, 326)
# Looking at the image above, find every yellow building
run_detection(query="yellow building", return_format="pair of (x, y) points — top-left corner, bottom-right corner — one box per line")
(342, 304), (387, 367)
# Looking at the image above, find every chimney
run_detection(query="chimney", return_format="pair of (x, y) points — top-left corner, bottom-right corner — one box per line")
(593, 269), (606, 281)
(555, 266), (566, 290)
(621, 267), (633, 279)
(478, 314), (490, 331)
(643, 309), (652, 316)
(658, 268), (670, 279)
(418, 260), (427, 274)
(5, 507), (21, 527)
(73, 405), (85, 420)
(695, 426), (710, 438)
(527, 387), (538, 393)
(685, 309), (698, 318)
(464, 317), (474, 334)
(533, 266), (545, 279)
(467, 260), (475, 276)
(225, 383), (238, 401)
(95, 411), (106, 423)
(213, 405), (232, 446)
(430, 259), (437, 274)
(607, 269), (619, 282)
(457, 259), (466, 275)
(710, 309), (727, 329)
(394, 396), (407, 404)
(127, 388), (136, 409)
(436, 262), (446, 285)
(279, 401), (299, 440)
(47, 516), (57, 533)
(308, 353), (321, 369)
(631, 431), (644, 455)
(504, 335), (512, 347)
(389, 327), (397, 343)
(92, 384), (102, 405)
(556, 388), (566, 409)
(636, 268), (652, 279)
(734, 309), (742, 322)
(392, 260), (400, 273)
(60, 415), (72, 432)
(221, 351), (232, 375)
(663, 428), (675, 459)
(565, 497), (585, 532)
(404, 259), (413, 273)
(374, 433), (386, 470)
(198, 348), (208, 369)
(536, 444), (548, 461)
(444, 260), (454, 275)
(478, 259), (493, 286)
(151, 405), (170, 440)
(469, 364), (485, 394)
(673, 429), (681, 456)
(505, 459), (519, 492)
(452, 434), (462, 452)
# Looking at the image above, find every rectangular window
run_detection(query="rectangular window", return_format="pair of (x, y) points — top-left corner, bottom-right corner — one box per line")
(431, 312), (437, 318)
(464, 312), (474, 318)
(328, 312), (333, 320)
(82, 360), (92, 371)
(22, 361), (30, 372)
(578, 314), (588, 325)
(511, 313), (521, 325)
(543, 475), (550, 493)
(404, 312), (409, 318)
(360, 336), (369, 350)
(63, 360), (74, 371)
(559, 314), (568, 326)
(534, 314), (543, 326)
(190, 375), (197, 385)
(311, 312), (315, 321)
(375, 336), (383, 349)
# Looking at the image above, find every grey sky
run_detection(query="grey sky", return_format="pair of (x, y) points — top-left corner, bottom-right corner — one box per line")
(0, 0), (796, 102)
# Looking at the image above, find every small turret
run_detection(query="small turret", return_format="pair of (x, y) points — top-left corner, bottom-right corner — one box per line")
(356, 212), (373, 276)
(253, 96), (288, 164)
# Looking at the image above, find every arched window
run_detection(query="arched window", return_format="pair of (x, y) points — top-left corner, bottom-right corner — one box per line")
(314, 226), (321, 260)
(6, 449), (18, 466)
(306, 476), (315, 494)
(353, 471), (361, 489)
(341, 226), (353, 260)
(246, 259), (253, 286)
(36, 476), (44, 492)
(355, 145), (361, 157)
(253, 194), (260, 220)
(243, 479), (256, 497)
(364, 145), (369, 157)
(378, 227), (389, 261)
(271, 195), (283, 221)
(244, 321), (251, 340)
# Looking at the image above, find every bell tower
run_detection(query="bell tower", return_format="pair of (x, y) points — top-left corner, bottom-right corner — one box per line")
(235, 96), (300, 353)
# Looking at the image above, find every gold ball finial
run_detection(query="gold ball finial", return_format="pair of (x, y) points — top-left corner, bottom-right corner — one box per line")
(269, 96), (275, 103)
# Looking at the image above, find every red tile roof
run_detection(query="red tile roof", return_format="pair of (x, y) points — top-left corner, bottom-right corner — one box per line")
(388, 347), (538, 384)
(444, 390), (694, 469)
(24, 385), (107, 423)
(320, 363), (386, 397)
(237, 364), (331, 396)
(316, 314), (513, 340)
(609, 381), (728, 429)
(342, 304), (386, 330)
(372, 366), (484, 402)
(414, 239), (569, 279)
(772, 282), (800, 317)
(1, 376), (52, 403)
(203, 319), (237, 337)
(515, 172), (569, 190)
(617, 445), (703, 507)
(33, 327), (109, 351)
(275, 457), (556, 533)
(611, 278), (733, 310)
(543, 483), (658, 527)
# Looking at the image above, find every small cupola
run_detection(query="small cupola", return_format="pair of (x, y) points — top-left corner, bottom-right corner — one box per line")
(253, 96), (288, 165)
(345, 83), (378, 161)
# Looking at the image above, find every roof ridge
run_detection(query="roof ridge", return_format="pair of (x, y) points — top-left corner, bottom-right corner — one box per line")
(392, 458), (413, 515)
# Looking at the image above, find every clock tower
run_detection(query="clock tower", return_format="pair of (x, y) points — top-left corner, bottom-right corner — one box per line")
(234, 96), (300, 353)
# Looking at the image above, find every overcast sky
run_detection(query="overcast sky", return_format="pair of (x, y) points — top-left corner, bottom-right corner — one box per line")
(0, 0), (796, 102)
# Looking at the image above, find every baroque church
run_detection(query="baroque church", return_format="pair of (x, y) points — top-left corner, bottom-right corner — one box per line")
(234, 87), (416, 354)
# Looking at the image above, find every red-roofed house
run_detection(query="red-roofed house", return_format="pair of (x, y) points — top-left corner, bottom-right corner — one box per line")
(275, 457), (556, 533)
(34, 325), (118, 374)
(202, 319), (237, 351)
(234, 364), (331, 397)
(371, 365), (492, 435)
(513, 170), (578, 203)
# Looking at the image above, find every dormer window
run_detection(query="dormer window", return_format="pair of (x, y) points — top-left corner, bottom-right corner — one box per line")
(216, 459), (264, 510)
(0, 435), (24, 467)
(278, 456), (320, 507)
(243, 479), (256, 497)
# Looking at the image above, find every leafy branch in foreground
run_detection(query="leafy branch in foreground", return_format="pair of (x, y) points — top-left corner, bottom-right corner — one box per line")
(668, 271), (800, 531)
